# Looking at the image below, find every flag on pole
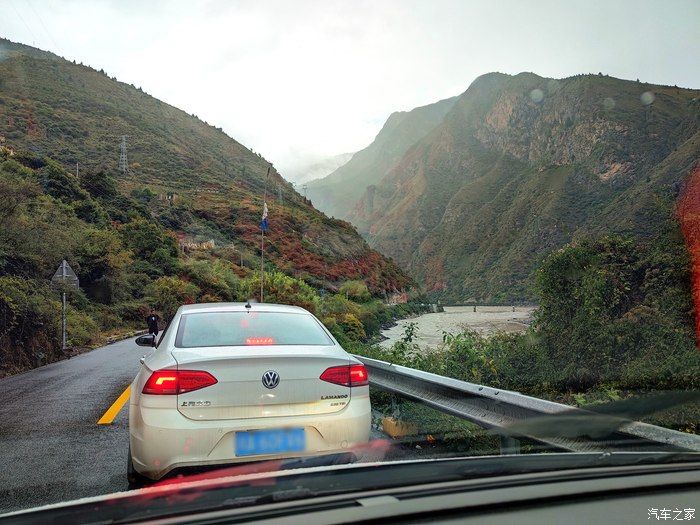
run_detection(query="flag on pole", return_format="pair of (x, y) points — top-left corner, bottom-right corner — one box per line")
(260, 202), (269, 232)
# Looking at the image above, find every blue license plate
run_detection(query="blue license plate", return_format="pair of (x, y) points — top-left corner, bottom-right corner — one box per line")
(235, 428), (306, 457)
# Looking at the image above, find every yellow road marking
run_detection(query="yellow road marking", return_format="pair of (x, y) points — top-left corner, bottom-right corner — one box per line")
(97, 385), (131, 425)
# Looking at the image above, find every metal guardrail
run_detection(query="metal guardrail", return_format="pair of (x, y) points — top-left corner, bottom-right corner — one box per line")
(354, 354), (700, 454)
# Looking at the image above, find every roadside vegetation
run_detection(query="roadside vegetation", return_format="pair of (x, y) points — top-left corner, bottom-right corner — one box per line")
(0, 147), (424, 377)
(352, 234), (700, 434)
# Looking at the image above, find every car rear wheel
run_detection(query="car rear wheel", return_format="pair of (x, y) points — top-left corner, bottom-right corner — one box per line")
(127, 444), (150, 489)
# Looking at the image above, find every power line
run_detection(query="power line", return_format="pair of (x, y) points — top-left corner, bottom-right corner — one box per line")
(26, 0), (63, 56)
(9, 0), (38, 46)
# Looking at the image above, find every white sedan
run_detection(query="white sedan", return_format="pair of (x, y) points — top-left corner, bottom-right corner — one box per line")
(128, 302), (371, 483)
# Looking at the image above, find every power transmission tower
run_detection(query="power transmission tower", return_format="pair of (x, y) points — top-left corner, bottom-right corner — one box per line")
(302, 183), (307, 199)
(119, 135), (129, 175)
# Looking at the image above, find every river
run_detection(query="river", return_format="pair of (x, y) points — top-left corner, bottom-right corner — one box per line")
(379, 305), (535, 349)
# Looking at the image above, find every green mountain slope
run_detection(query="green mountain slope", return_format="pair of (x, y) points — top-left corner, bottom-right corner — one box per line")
(306, 96), (457, 219)
(347, 72), (700, 301)
(0, 38), (410, 294)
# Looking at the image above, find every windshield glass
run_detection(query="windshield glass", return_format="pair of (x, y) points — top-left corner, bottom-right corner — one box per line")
(0, 0), (698, 521)
(175, 311), (334, 347)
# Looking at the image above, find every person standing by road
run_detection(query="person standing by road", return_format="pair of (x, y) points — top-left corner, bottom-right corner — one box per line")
(146, 310), (160, 337)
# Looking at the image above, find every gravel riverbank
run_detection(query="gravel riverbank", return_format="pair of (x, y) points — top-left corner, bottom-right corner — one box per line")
(379, 305), (535, 349)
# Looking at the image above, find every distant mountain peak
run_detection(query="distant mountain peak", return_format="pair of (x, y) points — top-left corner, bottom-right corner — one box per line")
(305, 95), (458, 219)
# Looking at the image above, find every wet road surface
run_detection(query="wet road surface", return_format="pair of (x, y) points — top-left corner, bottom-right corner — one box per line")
(0, 337), (142, 514)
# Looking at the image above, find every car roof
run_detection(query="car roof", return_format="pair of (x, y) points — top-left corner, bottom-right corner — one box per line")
(178, 302), (311, 315)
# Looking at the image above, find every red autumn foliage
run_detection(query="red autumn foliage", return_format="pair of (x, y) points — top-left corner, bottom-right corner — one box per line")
(228, 203), (412, 294)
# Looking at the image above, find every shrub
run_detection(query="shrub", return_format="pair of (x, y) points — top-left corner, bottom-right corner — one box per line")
(112, 300), (150, 324)
(338, 313), (366, 341)
(119, 218), (179, 276)
(145, 276), (200, 321)
(0, 277), (61, 370)
(182, 259), (239, 301)
(239, 271), (320, 313)
(66, 309), (100, 347)
(338, 280), (371, 302)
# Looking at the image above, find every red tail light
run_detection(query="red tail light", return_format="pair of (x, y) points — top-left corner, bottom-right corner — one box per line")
(142, 370), (218, 395)
(319, 364), (369, 387)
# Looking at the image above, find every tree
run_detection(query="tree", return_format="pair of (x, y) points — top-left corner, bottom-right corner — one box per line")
(119, 218), (179, 276)
(73, 228), (132, 303)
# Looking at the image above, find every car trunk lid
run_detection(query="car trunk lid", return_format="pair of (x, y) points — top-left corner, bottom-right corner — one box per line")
(172, 345), (353, 420)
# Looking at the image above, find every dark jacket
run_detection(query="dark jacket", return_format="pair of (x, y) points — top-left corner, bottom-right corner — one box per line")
(146, 314), (159, 334)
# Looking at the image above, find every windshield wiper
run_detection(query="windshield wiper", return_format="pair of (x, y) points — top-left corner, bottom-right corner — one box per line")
(498, 390), (700, 452)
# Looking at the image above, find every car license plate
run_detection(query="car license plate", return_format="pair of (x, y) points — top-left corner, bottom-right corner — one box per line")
(235, 428), (306, 457)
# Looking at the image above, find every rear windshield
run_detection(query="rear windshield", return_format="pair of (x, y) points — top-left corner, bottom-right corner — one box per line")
(174, 311), (334, 348)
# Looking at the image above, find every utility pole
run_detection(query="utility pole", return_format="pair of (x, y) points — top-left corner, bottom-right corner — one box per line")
(260, 165), (271, 302)
(260, 227), (265, 302)
(119, 135), (129, 175)
(302, 183), (308, 199)
(61, 287), (66, 349)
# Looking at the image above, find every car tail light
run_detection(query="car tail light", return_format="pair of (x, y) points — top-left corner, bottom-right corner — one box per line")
(319, 364), (369, 387)
(142, 370), (218, 395)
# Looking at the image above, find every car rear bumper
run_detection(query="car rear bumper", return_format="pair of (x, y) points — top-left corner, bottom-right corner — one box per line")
(129, 396), (371, 480)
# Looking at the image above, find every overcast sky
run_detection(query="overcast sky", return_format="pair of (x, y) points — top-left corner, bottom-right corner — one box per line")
(1, 0), (699, 181)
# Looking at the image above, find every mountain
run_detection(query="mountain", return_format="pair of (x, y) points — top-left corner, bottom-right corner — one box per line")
(344, 72), (700, 302)
(305, 96), (457, 219)
(0, 38), (410, 294)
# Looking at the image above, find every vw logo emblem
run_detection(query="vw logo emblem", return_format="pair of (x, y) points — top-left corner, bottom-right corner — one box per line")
(262, 370), (280, 389)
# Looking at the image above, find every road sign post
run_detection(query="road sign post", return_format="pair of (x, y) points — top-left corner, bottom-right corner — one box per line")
(51, 260), (79, 351)
(62, 291), (66, 350)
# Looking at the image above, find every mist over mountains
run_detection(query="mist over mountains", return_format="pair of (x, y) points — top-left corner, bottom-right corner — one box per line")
(306, 96), (457, 220)
(285, 152), (355, 184)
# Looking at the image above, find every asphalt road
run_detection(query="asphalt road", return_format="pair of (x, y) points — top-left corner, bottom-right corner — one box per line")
(0, 338), (398, 515)
(0, 337), (143, 514)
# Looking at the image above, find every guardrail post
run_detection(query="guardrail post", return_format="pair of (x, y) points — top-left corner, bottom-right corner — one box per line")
(499, 435), (521, 455)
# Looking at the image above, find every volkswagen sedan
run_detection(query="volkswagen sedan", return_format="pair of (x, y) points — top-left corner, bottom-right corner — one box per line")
(128, 302), (371, 483)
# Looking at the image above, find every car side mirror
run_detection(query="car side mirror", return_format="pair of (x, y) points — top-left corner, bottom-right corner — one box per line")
(136, 334), (156, 347)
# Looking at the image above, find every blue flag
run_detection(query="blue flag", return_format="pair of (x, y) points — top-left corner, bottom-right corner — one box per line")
(260, 202), (269, 232)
